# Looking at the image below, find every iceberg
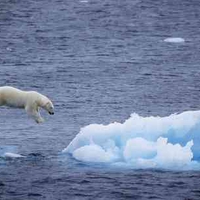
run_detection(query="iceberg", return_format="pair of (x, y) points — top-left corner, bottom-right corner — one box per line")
(63, 111), (200, 170)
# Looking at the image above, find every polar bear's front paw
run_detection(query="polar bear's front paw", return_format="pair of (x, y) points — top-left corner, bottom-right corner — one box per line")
(35, 117), (45, 124)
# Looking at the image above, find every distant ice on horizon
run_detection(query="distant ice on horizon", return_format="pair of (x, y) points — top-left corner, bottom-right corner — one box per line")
(80, 0), (89, 3)
(164, 37), (185, 43)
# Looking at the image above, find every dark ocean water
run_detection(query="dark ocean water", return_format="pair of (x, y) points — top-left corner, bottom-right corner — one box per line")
(1, 0), (200, 199)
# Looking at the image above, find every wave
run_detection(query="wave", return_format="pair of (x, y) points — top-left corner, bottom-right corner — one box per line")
(63, 111), (200, 170)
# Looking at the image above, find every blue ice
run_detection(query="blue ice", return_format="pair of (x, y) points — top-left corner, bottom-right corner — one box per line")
(63, 111), (200, 170)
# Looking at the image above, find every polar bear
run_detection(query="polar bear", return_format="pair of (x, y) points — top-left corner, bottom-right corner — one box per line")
(0, 86), (54, 123)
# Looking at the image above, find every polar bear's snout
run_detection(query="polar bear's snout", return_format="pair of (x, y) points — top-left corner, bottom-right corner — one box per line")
(44, 101), (54, 115)
(49, 111), (54, 115)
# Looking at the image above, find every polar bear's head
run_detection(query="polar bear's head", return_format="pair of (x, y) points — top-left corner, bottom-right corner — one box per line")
(36, 93), (54, 115)
(44, 101), (54, 115)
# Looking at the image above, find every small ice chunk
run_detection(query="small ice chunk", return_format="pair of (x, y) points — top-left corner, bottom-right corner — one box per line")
(4, 152), (25, 158)
(164, 37), (185, 43)
(80, 0), (88, 3)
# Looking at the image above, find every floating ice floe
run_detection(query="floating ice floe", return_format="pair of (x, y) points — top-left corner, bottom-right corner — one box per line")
(63, 111), (200, 170)
(0, 146), (24, 159)
(4, 152), (25, 158)
(164, 37), (185, 43)
(80, 0), (88, 3)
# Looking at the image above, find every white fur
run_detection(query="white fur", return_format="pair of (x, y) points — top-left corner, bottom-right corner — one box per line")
(0, 86), (54, 123)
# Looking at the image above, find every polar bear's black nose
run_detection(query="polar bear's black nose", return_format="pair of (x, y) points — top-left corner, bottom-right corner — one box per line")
(49, 112), (54, 115)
